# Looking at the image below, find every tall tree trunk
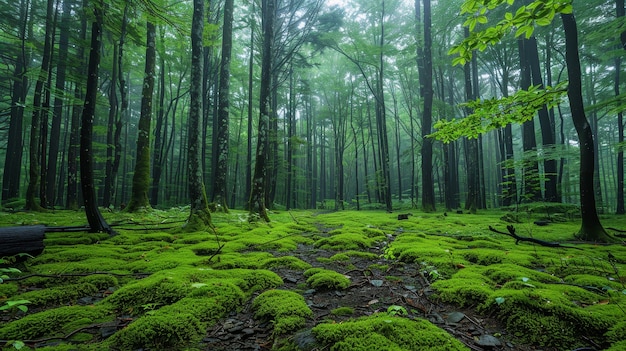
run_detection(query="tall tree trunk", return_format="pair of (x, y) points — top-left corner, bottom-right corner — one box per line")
(212, 0), (234, 212)
(245, 6), (255, 210)
(67, 0), (88, 210)
(126, 21), (156, 212)
(80, 3), (112, 234)
(377, 0), (393, 212)
(187, 0), (212, 228)
(2, 0), (30, 204)
(25, 0), (55, 211)
(518, 37), (541, 202)
(249, 0), (274, 221)
(46, 0), (72, 207)
(463, 29), (479, 213)
(286, 65), (295, 210)
(150, 29), (166, 208)
(103, 43), (119, 208)
(616, 0), (625, 215)
(526, 36), (558, 202)
(417, 0), (435, 212)
(561, 13), (611, 241)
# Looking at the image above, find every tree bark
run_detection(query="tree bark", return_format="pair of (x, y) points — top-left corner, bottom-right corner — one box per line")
(126, 21), (156, 212)
(2, 0), (30, 205)
(186, 0), (212, 229)
(25, 0), (55, 211)
(417, 0), (436, 212)
(561, 13), (611, 242)
(617, 0), (625, 215)
(212, 0), (234, 212)
(249, 0), (275, 221)
(80, 3), (112, 234)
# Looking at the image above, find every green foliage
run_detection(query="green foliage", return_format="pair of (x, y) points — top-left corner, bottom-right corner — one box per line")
(12, 282), (98, 306)
(312, 314), (468, 351)
(430, 83), (567, 142)
(331, 306), (355, 316)
(450, 0), (573, 65)
(105, 275), (190, 314)
(252, 289), (313, 335)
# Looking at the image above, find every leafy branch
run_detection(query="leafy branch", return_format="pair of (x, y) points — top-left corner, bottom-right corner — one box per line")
(450, 0), (573, 66)
(429, 83), (568, 142)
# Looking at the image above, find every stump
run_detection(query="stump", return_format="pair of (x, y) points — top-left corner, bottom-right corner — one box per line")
(0, 225), (46, 259)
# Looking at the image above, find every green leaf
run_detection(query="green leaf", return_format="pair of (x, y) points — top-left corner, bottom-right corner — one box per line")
(521, 277), (529, 282)
(495, 297), (506, 305)
(17, 305), (28, 313)
(560, 4), (573, 14)
(535, 17), (552, 26)
(12, 340), (26, 350)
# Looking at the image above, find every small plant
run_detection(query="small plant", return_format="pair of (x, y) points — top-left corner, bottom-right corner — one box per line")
(0, 299), (31, 313)
(381, 246), (396, 261)
(386, 305), (408, 316)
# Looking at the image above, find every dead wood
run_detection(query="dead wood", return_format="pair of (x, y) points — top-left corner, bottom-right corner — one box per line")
(488, 225), (581, 249)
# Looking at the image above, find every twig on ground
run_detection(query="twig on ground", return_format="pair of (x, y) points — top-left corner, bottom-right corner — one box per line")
(488, 225), (581, 249)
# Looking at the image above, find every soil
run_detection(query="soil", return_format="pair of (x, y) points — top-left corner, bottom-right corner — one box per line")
(202, 229), (558, 351)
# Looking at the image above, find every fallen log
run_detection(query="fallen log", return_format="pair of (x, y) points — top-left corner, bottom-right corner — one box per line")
(0, 225), (46, 259)
(488, 225), (581, 249)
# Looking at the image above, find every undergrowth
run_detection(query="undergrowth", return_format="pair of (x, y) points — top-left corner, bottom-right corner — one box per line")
(0, 208), (624, 350)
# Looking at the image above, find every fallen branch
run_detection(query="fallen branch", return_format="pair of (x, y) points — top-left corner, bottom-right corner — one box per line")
(488, 225), (581, 249)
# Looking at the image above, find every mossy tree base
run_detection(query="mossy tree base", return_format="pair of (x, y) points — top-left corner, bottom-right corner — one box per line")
(183, 208), (213, 232)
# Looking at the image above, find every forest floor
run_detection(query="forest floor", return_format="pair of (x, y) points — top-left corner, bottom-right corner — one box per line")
(0, 206), (625, 351)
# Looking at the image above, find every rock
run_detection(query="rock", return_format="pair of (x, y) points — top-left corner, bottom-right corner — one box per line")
(370, 279), (384, 287)
(476, 334), (502, 347)
(445, 311), (465, 324)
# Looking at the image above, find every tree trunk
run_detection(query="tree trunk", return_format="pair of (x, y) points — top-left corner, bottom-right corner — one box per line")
(126, 21), (156, 212)
(517, 37), (541, 202)
(212, 0), (234, 212)
(2, 0), (30, 205)
(245, 6), (255, 210)
(150, 30), (166, 208)
(103, 43), (119, 209)
(186, 0), (212, 229)
(417, 0), (436, 212)
(25, 0), (55, 211)
(46, 0), (72, 207)
(80, 4), (112, 234)
(561, 13), (611, 242)
(249, 0), (274, 221)
(617, 0), (625, 215)
(463, 29), (480, 213)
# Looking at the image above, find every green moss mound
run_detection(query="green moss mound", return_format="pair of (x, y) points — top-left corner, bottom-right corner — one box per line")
(253, 289), (313, 335)
(12, 282), (99, 306)
(105, 275), (190, 314)
(109, 312), (204, 350)
(312, 314), (468, 351)
(0, 305), (112, 340)
(304, 268), (351, 290)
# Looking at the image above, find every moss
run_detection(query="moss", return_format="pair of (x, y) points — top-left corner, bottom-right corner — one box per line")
(563, 274), (623, 291)
(315, 233), (374, 251)
(312, 314), (468, 351)
(0, 282), (18, 297)
(12, 282), (99, 306)
(304, 268), (351, 290)
(238, 269), (284, 293)
(479, 288), (614, 348)
(331, 306), (355, 316)
(109, 312), (204, 350)
(253, 289), (312, 334)
(461, 249), (536, 267)
(77, 274), (119, 290)
(105, 275), (190, 314)
(0, 305), (112, 340)
(482, 263), (561, 285)
(262, 256), (312, 271)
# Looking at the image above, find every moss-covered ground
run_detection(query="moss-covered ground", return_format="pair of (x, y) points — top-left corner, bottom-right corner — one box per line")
(0, 206), (625, 350)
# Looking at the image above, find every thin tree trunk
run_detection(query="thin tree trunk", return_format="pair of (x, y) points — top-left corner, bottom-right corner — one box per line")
(80, 3), (112, 234)
(617, 0), (625, 215)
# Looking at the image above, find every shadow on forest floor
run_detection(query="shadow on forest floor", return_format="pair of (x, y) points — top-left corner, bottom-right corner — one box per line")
(0, 206), (625, 351)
